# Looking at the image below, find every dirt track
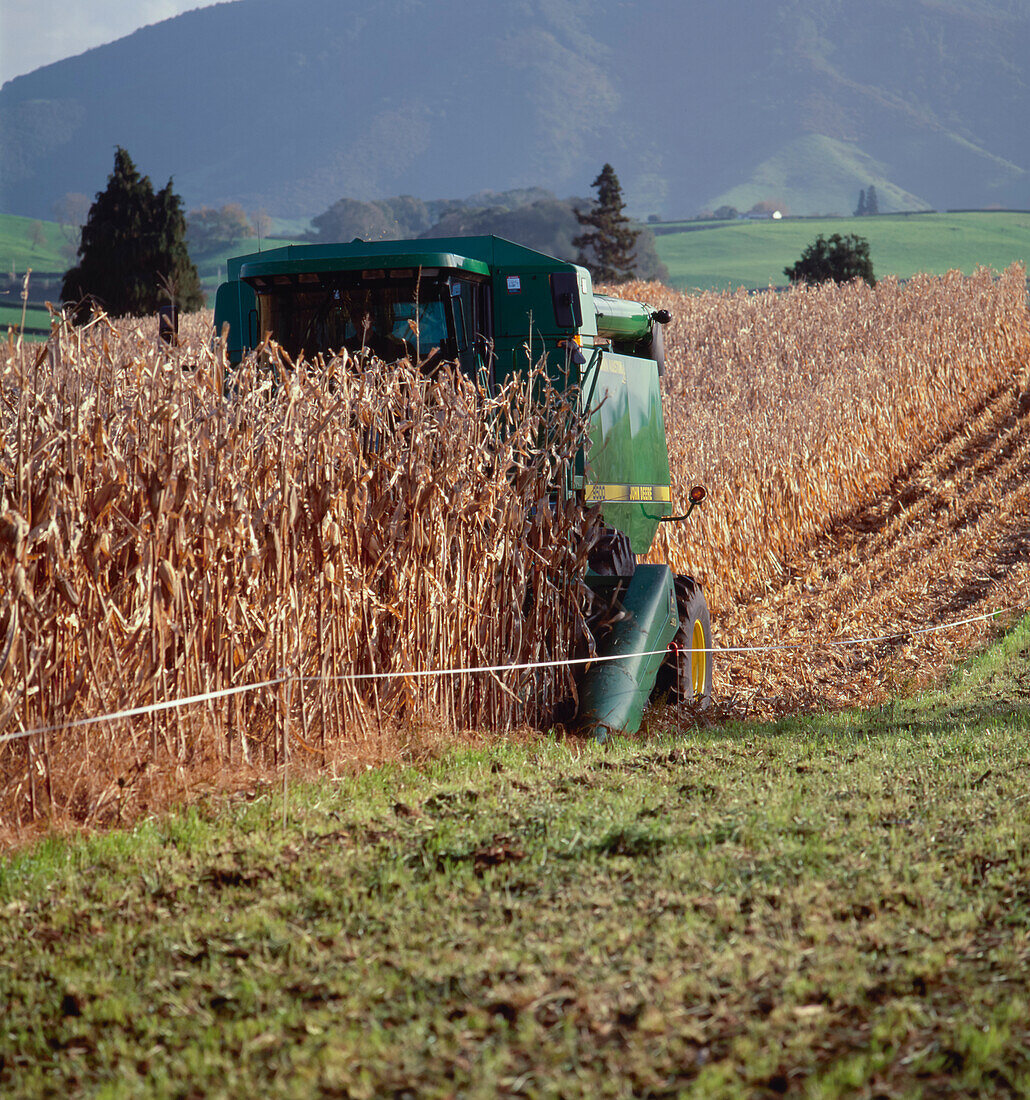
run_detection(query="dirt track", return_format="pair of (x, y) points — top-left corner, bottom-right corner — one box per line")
(714, 380), (1030, 718)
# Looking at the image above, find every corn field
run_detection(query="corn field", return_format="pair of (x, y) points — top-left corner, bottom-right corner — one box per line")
(624, 266), (1030, 612)
(3, 264), (1029, 832)
(0, 316), (597, 829)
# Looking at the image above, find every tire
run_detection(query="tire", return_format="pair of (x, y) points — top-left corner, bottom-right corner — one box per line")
(655, 574), (713, 709)
(588, 528), (636, 577)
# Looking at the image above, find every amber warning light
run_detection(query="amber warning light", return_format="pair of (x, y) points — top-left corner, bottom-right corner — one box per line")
(659, 484), (707, 524)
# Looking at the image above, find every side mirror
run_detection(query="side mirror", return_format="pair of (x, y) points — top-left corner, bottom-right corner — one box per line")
(550, 272), (583, 329)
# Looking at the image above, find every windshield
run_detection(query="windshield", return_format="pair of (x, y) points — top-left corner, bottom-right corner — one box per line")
(253, 276), (453, 362)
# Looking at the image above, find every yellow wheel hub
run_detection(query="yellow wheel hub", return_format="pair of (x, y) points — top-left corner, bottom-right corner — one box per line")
(691, 619), (706, 698)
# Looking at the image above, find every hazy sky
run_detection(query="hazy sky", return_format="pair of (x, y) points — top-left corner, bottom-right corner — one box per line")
(0, 1), (209, 85)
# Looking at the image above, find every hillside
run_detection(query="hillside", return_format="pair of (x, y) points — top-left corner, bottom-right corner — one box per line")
(705, 135), (935, 219)
(655, 211), (1030, 290)
(1, 0), (1029, 221)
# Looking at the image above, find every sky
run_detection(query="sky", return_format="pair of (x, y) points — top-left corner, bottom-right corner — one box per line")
(0, 0), (209, 85)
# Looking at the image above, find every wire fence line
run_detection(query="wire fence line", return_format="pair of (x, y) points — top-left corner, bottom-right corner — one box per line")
(2, 603), (1023, 748)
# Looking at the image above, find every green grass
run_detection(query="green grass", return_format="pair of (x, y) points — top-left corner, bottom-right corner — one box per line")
(3, 619), (1029, 1096)
(0, 213), (72, 272)
(656, 211), (1030, 291)
(5, 209), (1030, 301)
(0, 303), (52, 331)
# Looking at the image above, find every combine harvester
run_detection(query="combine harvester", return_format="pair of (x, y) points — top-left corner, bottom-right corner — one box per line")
(214, 236), (711, 737)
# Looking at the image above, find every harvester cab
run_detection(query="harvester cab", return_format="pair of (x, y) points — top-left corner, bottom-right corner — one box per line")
(214, 235), (712, 736)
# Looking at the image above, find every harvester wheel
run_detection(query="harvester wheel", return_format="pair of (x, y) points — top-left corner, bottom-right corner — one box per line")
(656, 575), (713, 709)
(588, 528), (636, 577)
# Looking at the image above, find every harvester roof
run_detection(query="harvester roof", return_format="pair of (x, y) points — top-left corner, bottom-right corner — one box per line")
(229, 235), (578, 283)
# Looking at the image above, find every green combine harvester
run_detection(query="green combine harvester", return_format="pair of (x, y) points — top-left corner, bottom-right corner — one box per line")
(213, 236), (712, 737)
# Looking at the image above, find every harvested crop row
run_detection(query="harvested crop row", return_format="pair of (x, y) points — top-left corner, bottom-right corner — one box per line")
(713, 380), (1030, 718)
(0, 319), (595, 828)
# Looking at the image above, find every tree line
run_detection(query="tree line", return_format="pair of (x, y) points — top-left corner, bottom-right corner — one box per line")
(61, 154), (666, 319)
(307, 170), (668, 283)
(60, 150), (874, 319)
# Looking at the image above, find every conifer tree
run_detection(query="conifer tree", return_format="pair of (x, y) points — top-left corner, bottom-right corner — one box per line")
(865, 185), (879, 215)
(150, 180), (204, 311)
(855, 188), (867, 216)
(62, 147), (203, 320)
(573, 164), (639, 283)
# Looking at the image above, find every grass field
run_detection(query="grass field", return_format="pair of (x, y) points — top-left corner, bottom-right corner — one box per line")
(0, 213), (71, 272)
(2, 615), (1028, 1097)
(0, 303), (52, 332)
(654, 212), (1030, 291)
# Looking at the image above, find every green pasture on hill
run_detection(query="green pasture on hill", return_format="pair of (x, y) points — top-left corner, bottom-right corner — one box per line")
(654, 212), (1030, 291)
(2, 616), (1029, 1097)
(0, 213), (71, 272)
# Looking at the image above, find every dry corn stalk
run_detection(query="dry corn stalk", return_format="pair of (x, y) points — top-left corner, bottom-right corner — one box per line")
(0, 312), (598, 827)
(606, 265), (1030, 611)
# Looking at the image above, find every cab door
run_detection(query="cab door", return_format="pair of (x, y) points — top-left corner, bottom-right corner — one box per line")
(451, 278), (494, 393)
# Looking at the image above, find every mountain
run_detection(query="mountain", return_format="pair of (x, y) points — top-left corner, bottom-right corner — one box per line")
(706, 135), (935, 218)
(1, 0), (1029, 221)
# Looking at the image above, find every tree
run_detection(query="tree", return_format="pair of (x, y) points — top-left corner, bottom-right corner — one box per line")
(150, 180), (204, 312)
(251, 210), (273, 247)
(62, 147), (203, 319)
(713, 205), (739, 220)
(53, 192), (92, 261)
(572, 164), (639, 283)
(854, 188), (867, 216)
(311, 197), (407, 242)
(865, 185), (879, 215)
(748, 199), (787, 216)
(784, 233), (875, 287)
(420, 197), (669, 283)
(187, 203), (252, 253)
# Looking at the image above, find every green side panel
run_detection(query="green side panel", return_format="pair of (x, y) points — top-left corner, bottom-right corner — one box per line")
(581, 350), (672, 554)
(213, 279), (256, 364)
(491, 266), (591, 339)
(494, 268), (560, 341)
(577, 564), (678, 739)
(492, 267), (575, 392)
